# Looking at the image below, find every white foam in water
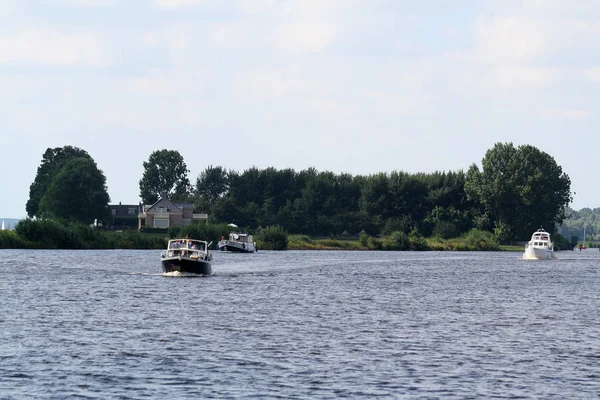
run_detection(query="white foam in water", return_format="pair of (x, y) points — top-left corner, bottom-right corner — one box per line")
(162, 271), (206, 277)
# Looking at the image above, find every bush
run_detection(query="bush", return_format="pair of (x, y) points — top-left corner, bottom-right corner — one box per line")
(433, 221), (459, 239)
(464, 229), (499, 251)
(15, 218), (87, 249)
(409, 229), (430, 251)
(12, 218), (166, 249)
(367, 236), (382, 250)
(388, 231), (411, 250)
(0, 230), (35, 249)
(111, 229), (166, 249)
(256, 225), (289, 250)
(359, 233), (369, 247)
(382, 216), (412, 235)
(552, 233), (572, 251)
(288, 235), (317, 249)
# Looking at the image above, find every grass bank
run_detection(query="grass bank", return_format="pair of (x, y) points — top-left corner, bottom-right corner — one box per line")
(288, 229), (503, 251)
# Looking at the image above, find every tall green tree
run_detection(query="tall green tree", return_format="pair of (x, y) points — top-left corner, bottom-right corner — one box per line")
(26, 146), (91, 217)
(194, 165), (229, 211)
(38, 157), (111, 225)
(465, 142), (572, 240)
(139, 149), (191, 204)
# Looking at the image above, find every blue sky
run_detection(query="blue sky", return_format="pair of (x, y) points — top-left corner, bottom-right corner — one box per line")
(1, 0), (599, 218)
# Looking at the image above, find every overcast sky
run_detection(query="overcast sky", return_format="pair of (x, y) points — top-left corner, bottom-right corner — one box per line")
(1, 0), (599, 218)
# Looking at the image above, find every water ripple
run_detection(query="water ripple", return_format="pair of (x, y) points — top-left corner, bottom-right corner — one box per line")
(1, 249), (600, 398)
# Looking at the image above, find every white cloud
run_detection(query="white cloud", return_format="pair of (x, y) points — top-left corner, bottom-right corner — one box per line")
(0, 75), (36, 99)
(234, 69), (323, 98)
(165, 29), (189, 50)
(105, 100), (208, 130)
(538, 108), (590, 121)
(522, 0), (600, 16)
(268, 0), (355, 54)
(0, 0), (17, 16)
(143, 28), (190, 50)
(59, 0), (115, 6)
(237, 0), (276, 14)
(210, 22), (253, 49)
(273, 21), (337, 54)
(154, 0), (204, 8)
(126, 73), (205, 97)
(487, 66), (558, 90)
(0, 29), (110, 66)
(582, 66), (600, 83)
(475, 15), (548, 64)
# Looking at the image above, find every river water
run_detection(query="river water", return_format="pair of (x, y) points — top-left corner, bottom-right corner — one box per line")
(1, 249), (600, 399)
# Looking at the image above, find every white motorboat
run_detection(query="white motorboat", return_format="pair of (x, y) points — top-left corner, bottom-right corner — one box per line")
(523, 229), (555, 260)
(217, 232), (257, 253)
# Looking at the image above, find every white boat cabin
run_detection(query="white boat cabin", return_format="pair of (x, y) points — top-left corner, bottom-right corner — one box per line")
(529, 229), (551, 246)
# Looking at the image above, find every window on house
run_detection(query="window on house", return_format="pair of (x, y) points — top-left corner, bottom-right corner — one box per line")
(154, 219), (169, 229)
(128, 208), (136, 215)
(111, 209), (116, 216)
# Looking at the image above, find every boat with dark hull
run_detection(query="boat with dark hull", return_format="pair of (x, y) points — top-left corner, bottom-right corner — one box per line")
(217, 232), (257, 253)
(161, 238), (213, 275)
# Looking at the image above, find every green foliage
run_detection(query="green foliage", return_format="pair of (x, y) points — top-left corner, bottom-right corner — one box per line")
(559, 207), (598, 243)
(167, 222), (230, 246)
(26, 146), (92, 218)
(37, 157), (111, 225)
(194, 165), (230, 211)
(16, 218), (88, 249)
(110, 229), (166, 249)
(463, 229), (500, 251)
(13, 218), (165, 249)
(256, 225), (289, 250)
(388, 231), (411, 250)
(465, 142), (572, 240)
(139, 149), (191, 204)
(359, 233), (369, 247)
(409, 229), (430, 251)
(0, 230), (35, 249)
(367, 236), (382, 250)
(206, 164), (478, 239)
(552, 233), (572, 251)
(288, 235), (315, 249)
(382, 216), (412, 235)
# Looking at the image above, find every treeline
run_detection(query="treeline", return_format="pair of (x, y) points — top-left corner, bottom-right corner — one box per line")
(24, 143), (573, 242)
(195, 167), (474, 238)
(185, 143), (571, 241)
(559, 207), (600, 244)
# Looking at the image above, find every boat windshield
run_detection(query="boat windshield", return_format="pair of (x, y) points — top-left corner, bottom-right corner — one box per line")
(169, 240), (206, 251)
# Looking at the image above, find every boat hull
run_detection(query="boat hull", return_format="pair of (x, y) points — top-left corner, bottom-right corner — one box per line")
(161, 257), (212, 275)
(523, 247), (555, 260)
(217, 240), (256, 253)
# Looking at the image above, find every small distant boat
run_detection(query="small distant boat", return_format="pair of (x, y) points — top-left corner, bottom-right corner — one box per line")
(523, 229), (555, 260)
(217, 232), (257, 253)
(160, 237), (212, 275)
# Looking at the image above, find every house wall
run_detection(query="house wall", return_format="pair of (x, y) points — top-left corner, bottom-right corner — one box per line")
(170, 214), (183, 227)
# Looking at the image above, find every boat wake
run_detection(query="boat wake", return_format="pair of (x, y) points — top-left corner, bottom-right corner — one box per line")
(161, 271), (212, 278)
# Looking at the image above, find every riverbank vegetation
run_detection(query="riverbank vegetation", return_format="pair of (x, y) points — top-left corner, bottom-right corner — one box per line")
(287, 229), (500, 251)
(8, 141), (577, 250)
